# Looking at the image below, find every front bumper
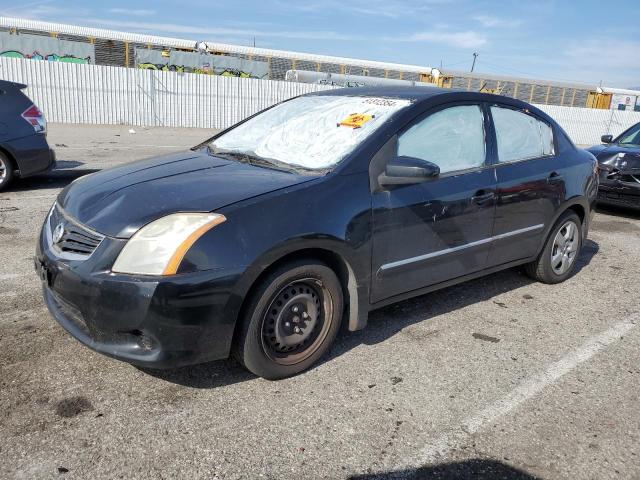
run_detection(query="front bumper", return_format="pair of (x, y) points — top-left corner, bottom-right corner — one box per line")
(597, 180), (640, 210)
(36, 214), (243, 369)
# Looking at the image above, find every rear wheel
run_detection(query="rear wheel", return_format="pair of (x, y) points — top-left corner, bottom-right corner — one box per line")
(0, 152), (14, 191)
(525, 211), (582, 284)
(234, 259), (343, 380)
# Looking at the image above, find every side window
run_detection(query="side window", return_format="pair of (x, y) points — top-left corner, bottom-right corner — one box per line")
(617, 123), (640, 145)
(491, 106), (554, 163)
(397, 105), (486, 174)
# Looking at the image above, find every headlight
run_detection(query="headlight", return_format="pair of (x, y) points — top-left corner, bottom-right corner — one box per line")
(112, 213), (226, 275)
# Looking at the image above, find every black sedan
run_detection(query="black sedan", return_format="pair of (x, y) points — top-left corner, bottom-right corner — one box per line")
(36, 87), (598, 379)
(0, 80), (56, 190)
(587, 122), (640, 210)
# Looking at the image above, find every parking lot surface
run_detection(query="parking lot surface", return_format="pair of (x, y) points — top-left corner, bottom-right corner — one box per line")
(1, 124), (639, 479)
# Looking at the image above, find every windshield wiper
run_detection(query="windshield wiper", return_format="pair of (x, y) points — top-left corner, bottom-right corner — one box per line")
(223, 151), (291, 173)
(206, 147), (326, 175)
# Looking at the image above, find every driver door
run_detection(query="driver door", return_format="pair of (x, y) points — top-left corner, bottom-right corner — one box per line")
(370, 103), (497, 303)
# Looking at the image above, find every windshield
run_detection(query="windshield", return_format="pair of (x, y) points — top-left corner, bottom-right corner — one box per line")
(210, 95), (412, 170)
(617, 123), (640, 146)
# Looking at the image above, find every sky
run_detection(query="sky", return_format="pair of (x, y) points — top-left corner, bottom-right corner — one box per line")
(1, 0), (639, 88)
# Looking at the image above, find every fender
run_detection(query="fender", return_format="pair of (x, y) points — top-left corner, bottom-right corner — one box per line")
(223, 234), (372, 336)
(535, 195), (591, 257)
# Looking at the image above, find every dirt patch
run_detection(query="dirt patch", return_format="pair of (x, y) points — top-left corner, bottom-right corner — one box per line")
(472, 333), (501, 343)
(55, 396), (94, 418)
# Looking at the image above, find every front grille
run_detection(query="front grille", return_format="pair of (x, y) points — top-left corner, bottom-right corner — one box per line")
(49, 205), (104, 257)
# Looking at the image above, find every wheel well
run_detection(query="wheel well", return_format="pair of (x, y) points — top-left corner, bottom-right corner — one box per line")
(0, 146), (18, 172)
(232, 248), (356, 346)
(566, 204), (585, 225)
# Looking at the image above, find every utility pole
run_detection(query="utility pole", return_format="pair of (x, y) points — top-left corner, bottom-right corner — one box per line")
(470, 52), (478, 73)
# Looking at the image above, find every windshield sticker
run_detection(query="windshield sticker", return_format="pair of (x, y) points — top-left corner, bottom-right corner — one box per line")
(363, 98), (399, 107)
(338, 113), (374, 129)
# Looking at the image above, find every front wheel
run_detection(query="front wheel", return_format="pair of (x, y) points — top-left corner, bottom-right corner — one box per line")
(234, 259), (344, 379)
(0, 152), (14, 192)
(525, 211), (582, 284)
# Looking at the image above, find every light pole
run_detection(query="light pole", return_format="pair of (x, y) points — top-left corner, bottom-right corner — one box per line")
(471, 52), (478, 73)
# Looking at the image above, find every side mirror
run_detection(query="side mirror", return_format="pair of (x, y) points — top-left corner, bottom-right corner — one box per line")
(601, 134), (613, 144)
(378, 156), (440, 186)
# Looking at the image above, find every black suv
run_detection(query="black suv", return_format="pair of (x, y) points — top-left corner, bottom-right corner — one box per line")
(0, 80), (56, 190)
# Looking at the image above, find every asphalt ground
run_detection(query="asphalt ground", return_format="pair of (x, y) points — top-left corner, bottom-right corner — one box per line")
(0, 124), (639, 479)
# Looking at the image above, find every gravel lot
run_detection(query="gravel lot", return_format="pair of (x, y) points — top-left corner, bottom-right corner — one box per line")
(1, 124), (639, 479)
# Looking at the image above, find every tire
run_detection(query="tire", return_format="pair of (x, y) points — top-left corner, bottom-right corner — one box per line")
(234, 259), (344, 380)
(525, 211), (582, 284)
(0, 152), (14, 192)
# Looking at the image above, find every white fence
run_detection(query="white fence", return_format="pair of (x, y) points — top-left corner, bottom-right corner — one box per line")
(1, 57), (640, 145)
(0, 57), (333, 129)
(537, 104), (640, 146)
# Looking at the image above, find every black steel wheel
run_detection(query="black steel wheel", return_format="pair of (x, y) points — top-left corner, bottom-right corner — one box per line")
(261, 279), (332, 365)
(234, 259), (343, 379)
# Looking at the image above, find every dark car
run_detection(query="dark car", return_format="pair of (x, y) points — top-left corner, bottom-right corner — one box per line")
(0, 80), (56, 191)
(586, 122), (640, 210)
(36, 87), (598, 379)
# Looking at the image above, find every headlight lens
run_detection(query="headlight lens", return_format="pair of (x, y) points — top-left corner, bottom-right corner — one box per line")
(112, 213), (226, 275)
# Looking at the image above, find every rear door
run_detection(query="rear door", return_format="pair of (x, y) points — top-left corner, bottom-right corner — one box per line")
(486, 104), (565, 266)
(370, 102), (497, 303)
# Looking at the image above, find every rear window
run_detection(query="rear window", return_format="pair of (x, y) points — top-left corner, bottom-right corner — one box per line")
(491, 106), (554, 163)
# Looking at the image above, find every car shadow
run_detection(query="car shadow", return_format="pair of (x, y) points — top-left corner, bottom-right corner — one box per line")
(596, 203), (640, 220)
(12, 167), (98, 191)
(327, 239), (598, 361)
(348, 458), (541, 479)
(145, 240), (599, 389)
(138, 357), (256, 389)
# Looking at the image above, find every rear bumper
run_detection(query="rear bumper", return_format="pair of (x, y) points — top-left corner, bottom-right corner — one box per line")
(5, 133), (56, 177)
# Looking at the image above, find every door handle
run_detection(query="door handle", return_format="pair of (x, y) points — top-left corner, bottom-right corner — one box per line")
(547, 172), (564, 184)
(471, 190), (495, 204)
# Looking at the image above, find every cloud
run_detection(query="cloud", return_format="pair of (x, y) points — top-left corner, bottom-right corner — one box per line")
(563, 38), (640, 85)
(272, 0), (442, 20)
(0, 2), (92, 19)
(107, 8), (156, 17)
(564, 39), (640, 69)
(396, 30), (488, 48)
(473, 14), (522, 28)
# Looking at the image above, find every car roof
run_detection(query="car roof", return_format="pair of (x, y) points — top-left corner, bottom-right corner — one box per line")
(311, 85), (451, 100)
(308, 86), (555, 123)
(0, 79), (27, 90)
(309, 85), (528, 106)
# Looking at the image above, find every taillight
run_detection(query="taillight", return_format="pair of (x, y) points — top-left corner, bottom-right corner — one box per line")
(21, 104), (46, 133)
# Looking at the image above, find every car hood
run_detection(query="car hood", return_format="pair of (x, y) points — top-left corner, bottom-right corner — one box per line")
(586, 143), (640, 165)
(58, 150), (317, 238)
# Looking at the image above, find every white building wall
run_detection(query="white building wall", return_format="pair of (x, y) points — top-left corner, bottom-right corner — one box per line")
(2, 57), (640, 145)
